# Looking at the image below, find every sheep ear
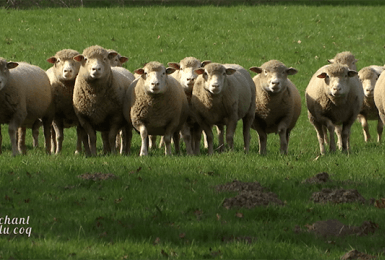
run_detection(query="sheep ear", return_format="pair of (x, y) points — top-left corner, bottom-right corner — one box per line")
(47, 57), (57, 64)
(134, 68), (145, 75)
(166, 67), (176, 74)
(348, 70), (358, 77)
(317, 72), (328, 79)
(167, 62), (180, 70)
(73, 55), (84, 62)
(108, 52), (118, 60)
(201, 60), (211, 67)
(327, 59), (334, 64)
(249, 67), (263, 74)
(119, 56), (128, 64)
(226, 68), (236, 75)
(286, 67), (298, 75)
(7, 62), (18, 69)
(195, 68), (205, 75)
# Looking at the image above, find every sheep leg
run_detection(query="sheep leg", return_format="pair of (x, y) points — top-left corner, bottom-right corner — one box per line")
(75, 126), (83, 154)
(52, 119), (64, 154)
(311, 120), (326, 155)
(172, 131), (180, 155)
(253, 123), (267, 155)
(77, 125), (91, 156)
(225, 119), (238, 151)
(334, 125), (343, 150)
(242, 113), (254, 153)
(42, 117), (52, 155)
(81, 122), (97, 156)
(180, 123), (193, 155)
(192, 124), (202, 155)
(201, 124), (214, 155)
(108, 126), (120, 155)
(216, 125), (225, 152)
(278, 126), (288, 155)
(101, 131), (110, 155)
(32, 119), (41, 148)
(51, 125), (56, 154)
(358, 114), (370, 142)
(123, 124), (132, 155)
(327, 122), (336, 152)
(8, 121), (19, 156)
(139, 125), (149, 156)
(377, 117), (383, 143)
(18, 127), (27, 155)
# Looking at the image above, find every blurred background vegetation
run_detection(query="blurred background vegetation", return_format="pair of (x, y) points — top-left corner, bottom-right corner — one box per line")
(2, 0), (384, 9)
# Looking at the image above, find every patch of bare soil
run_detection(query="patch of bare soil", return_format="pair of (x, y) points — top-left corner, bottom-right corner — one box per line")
(77, 172), (118, 181)
(311, 188), (367, 204)
(216, 180), (284, 209)
(294, 219), (378, 238)
(302, 172), (331, 184)
(340, 249), (376, 260)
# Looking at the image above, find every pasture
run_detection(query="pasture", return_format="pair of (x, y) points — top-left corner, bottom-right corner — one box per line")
(1, 1), (385, 259)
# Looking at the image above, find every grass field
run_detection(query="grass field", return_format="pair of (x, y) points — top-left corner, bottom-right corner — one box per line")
(1, 2), (385, 259)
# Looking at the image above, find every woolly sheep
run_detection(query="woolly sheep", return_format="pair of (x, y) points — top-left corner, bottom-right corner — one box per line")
(191, 63), (256, 155)
(46, 49), (89, 154)
(249, 60), (301, 154)
(372, 67), (385, 139)
(0, 58), (54, 156)
(123, 61), (191, 156)
(328, 51), (358, 71)
(142, 57), (210, 153)
(357, 66), (384, 142)
(106, 50), (135, 153)
(72, 45), (133, 156)
(305, 63), (363, 154)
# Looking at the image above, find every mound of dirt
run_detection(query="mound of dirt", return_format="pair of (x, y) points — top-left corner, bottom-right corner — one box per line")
(340, 249), (376, 260)
(77, 172), (118, 181)
(302, 172), (330, 184)
(216, 180), (284, 209)
(222, 190), (284, 209)
(298, 219), (378, 238)
(311, 188), (366, 204)
(215, 180), (265, 193)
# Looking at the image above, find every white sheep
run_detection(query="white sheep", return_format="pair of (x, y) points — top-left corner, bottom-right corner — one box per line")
(46, 49), (89, 154)
(123, 61), (191, 156)
(306, 63), (364, 154)
(0, 58), (54, 156)
(373, 67), (385, 139)
(190, 63), (256, 155)
(357, 66), (384, 142)
(328, 51), (358, 71)
(249, 60), (301, 154)
(72, 45), (133, 156)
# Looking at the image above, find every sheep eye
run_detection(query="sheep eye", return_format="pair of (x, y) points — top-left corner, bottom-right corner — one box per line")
(56, 59), (61, 63)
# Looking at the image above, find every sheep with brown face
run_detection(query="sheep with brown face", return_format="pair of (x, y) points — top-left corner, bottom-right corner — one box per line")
(0, 58), (54, 156)
(357, 66), (384, 142)
(249, 60), (301, 154)
(306, 63), (363, 154)
(46, 49), (89, 154)
(191, 63), (256, 155)
(123, 61), (191, 156)
(73, 45), (133, 156)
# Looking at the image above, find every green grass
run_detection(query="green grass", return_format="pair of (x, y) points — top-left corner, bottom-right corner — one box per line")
(1, 2), (385, 259)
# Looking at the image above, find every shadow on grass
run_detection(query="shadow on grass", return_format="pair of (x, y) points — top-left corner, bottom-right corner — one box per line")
(2, 0), (385, 9)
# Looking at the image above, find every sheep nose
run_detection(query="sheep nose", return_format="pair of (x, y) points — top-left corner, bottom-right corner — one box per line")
(187, 77), (194, 82)
(64, 69), (73, 73)
(211, 84), (219, 88)
(151, 82), (159, 86)
(92, 67), (101, 72)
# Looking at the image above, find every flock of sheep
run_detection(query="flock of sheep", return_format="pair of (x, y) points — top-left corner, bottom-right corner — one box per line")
(0, 46), (384, 156)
